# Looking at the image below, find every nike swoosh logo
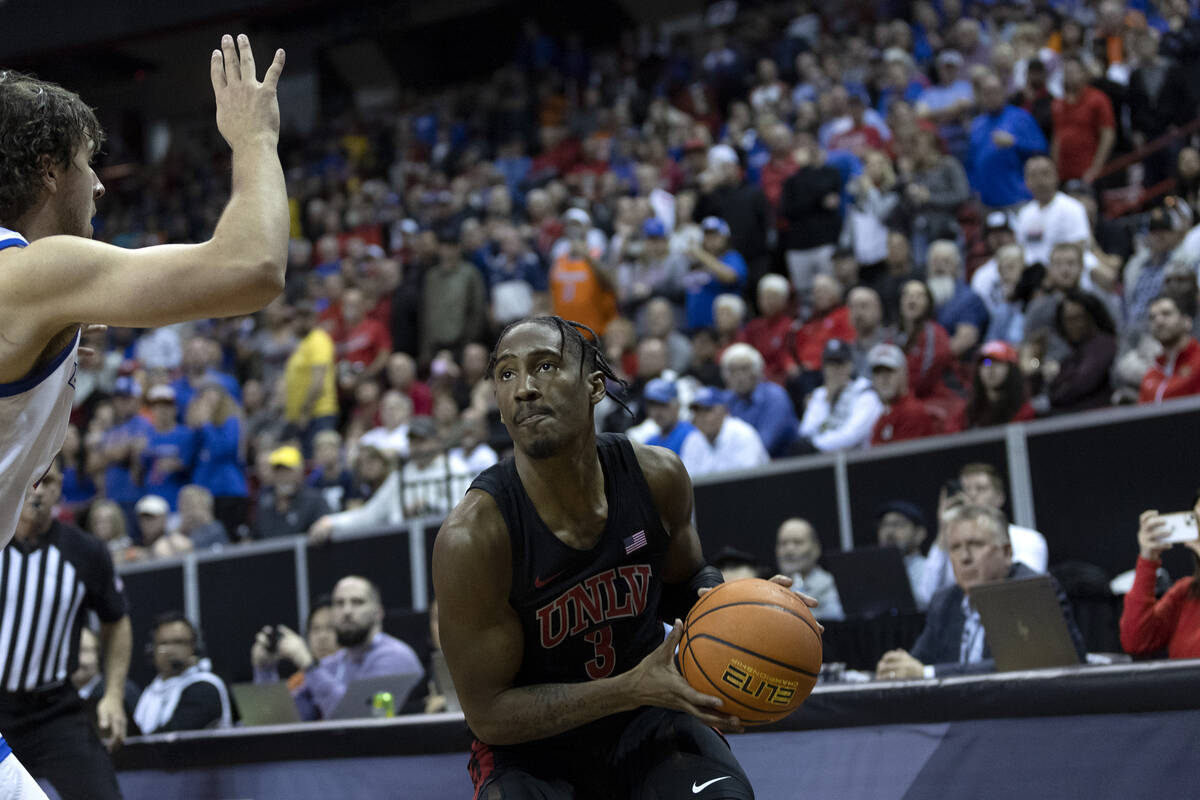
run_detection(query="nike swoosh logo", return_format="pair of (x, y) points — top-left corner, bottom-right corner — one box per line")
(534, 570), (566, 588)
(692, 777), (732, 793)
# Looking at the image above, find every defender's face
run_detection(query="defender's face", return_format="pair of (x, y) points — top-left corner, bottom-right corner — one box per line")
(492, 323), (603, 460)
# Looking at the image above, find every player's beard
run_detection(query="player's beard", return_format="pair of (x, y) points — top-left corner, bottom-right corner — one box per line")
(336, 623), (372, 648)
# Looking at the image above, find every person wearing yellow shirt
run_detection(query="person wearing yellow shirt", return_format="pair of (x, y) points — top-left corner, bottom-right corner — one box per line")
(284, 302), (339, 454)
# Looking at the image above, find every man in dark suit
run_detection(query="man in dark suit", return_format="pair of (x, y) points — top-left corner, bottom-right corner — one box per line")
(874, 504), (1084, 679)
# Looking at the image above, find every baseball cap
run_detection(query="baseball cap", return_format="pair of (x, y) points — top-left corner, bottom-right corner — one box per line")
(643, 378), (677, 405)
(876, 500), (927, 530)
(1147, 206), (1186, 232)
(868, 343), (906, 371)
(690, 386), (728, 409)
(707, 144), (740, 168)
(146, 385), (176, 404)
(564, 208), (592, 226)
(269, 445), (304, 470)
(700, 216), (731, 237)
(135, 494), (169, 517)
(642, 217), (668, 239)
(936, 50), (964, 67)
(113, 376), (141, 398)
(408, 416), (438, 440)
(822, 339), (854, 364)
(978, 340), (1018, 364)
(984, 211), (1012, 234)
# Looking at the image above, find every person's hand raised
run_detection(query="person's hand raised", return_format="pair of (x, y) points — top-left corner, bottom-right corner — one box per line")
(211, 34), (286, 150)
(1137, 510), (1170, 562)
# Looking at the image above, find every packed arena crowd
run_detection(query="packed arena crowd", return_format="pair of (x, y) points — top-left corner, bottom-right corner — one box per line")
(54, 0), (1200, 556)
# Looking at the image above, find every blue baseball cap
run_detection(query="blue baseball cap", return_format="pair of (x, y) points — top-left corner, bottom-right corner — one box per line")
(700, 216), (731, 238)
(690, 386), (728, 409)
(642, 217), (668, 239)
(643, 378), (677, 405)
(113, 376), (141, 398)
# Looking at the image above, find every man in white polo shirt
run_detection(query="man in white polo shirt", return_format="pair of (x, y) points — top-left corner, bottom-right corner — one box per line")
(1014, 156), (1091, 268)
(678, 386), (769, 477)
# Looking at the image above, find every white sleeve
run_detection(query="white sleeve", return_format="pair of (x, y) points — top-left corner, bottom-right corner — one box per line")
(328, 470), (403, 534)
(812, 391), (884, 452)
(1011, 527), (1049, 572)
(1061, 200), (1091, 244)
(725, 423), (770, 469)
(798, 390), (827, 438)
(920, 544), (954, 603)
(678, 430), (707, 476)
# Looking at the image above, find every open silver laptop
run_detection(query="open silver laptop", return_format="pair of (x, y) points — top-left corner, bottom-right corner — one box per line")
(231, 682), (302, 726)
(970, 575), (1082, 672)
(329, 673), (424, 720)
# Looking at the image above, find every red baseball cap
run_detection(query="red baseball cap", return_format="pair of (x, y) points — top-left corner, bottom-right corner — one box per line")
(978, 341), (1018, 364)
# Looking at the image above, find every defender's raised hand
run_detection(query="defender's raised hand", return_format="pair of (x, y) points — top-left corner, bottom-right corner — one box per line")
(210, 33), (286, 149)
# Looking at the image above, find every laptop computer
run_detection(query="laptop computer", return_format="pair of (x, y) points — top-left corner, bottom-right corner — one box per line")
(970, 575), (1083, 672)
(823, 547), (918, 618)
(328, 673), (424, 720)
(230, 682), (302, 726)
(429, 649), (461, 713)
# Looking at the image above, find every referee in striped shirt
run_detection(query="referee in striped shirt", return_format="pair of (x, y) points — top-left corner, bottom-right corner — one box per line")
(0, 458), (130, 799)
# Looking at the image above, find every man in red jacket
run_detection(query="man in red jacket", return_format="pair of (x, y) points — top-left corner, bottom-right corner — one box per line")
(737, 274), (797, 383)
(793, 274), (856, 372)
(869, 344), (935, 446)
(1140, 294), (1200, 404)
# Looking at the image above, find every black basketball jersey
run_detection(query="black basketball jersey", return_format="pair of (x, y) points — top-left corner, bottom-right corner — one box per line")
(468, 433), (670, 743)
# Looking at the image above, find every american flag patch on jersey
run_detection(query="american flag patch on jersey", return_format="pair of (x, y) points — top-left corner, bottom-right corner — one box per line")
(623, 530), (647, 554)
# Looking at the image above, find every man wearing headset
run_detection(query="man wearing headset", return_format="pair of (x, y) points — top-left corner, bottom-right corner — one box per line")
(132, 612), (232, 734)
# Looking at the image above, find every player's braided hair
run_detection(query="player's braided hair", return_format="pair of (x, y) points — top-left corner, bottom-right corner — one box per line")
(488, 316), (632, 416)
(0, 71), (104, 227)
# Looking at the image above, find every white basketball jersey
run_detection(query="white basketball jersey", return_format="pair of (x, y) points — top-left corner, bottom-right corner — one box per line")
(0, 226), (79, 547)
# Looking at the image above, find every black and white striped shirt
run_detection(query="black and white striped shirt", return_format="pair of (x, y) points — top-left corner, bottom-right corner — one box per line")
(0, 521), (126, 693)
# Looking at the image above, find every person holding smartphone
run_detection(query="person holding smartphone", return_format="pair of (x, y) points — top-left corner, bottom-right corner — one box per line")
(1119, 504), (1200, 659)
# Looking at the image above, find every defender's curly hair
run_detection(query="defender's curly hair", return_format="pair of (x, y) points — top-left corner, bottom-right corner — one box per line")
(0, 71), (104, 227)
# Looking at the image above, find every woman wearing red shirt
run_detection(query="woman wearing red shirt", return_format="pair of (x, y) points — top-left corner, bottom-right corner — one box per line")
(897, 279), (956, 400)
(1120, 506), (1200, 659)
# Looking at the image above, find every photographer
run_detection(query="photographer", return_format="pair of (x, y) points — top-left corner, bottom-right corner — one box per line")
(1119, 506), (1200, 659)
(251, 596), (337, 683)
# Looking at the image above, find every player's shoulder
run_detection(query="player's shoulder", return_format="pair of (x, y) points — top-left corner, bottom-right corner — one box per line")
(435, 488), (509, 560)
(631, 439), (692, 496)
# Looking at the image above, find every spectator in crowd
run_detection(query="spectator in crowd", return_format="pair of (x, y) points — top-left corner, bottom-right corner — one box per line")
(306, 430), (358, 512)
(981, 244), (1029, 344)
(1127, 28), (1191, 187)
(254, 446), (331, 539)
(781, 133), (844, 295)
(550, 209), (617, 336)
(737, 275), (797, 384)
(1014, 155), (1092, 268)
(486, 223), (550, 330)
(249, 298), (299, 388)
(254, 576), (424, 720)
(844, 150), (900, 273)
(141, 385), (195, 511)
(971, 216), (1020, 318)
(877, 504), (1083, 679)
(100, 376), (154, 530)
(1140, 294), (1200, 404)
(712, 293), (747, 354)
(59, 424), (97, 516)
(876, 500), (932, 608)
(334, 287), (393, 394)
(1051, 56), (1115, 184)
(721, 343), (798, 458)
(916, 50), (974, 161)
(174, 485), (230, 551)
(87, 500), (137, 564)
(386, 352), (434, 417)
(828, 93), (888, 158)
(643, 297), (692, 375)
(447, 412), (499, 478)
(927, 240), (990, 358)
(847, 286), (897, 377)
(171, 337), (241, 419)
(684, 217), (747, 331)
(640, 379), (697, 454)
(131, 494), (192, 560)
(967, 70), (1048, 211)
(710, 546), (764, 583)
(900, 128), (971, 264)
(869, 344), (935, 446)
(1124, 206), (1189, 334)
(72, 627), (140, 738)
(133, 612), (231, 733)
(358, 389), (413, 459)
(961, 341), (1035, 429)
(797, 339), (884, 453)
(251, 596), (340, 683)
(422, 227), (487, 363)
(775, 518), (843, 621)
(897, 280), (956, 402)
(793, 274), (856, 379)
(696, 144), (770, 293)
(187, 381), (249, 538)
(678, 386), (769, 477)
(1045, 289), (1117, 414)
(283, 302), (339, 454)
(616, 218), (687, 321)
(1120, 507), (1200, 659)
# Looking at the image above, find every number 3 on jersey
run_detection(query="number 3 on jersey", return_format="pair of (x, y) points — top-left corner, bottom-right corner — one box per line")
(584, 625), (615, 679)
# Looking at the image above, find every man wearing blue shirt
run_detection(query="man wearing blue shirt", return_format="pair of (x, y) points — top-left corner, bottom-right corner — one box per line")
(101, 377), (155, 531)
(683, 217), (747, 330)
(967, 72), (1047, 210)
(721, 343), (799, 457)
(140, 385), (196, 511)
(643, 378), (697, 455)
(928, 241), (990, 357)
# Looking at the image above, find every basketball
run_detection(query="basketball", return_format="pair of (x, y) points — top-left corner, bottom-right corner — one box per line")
(678, 578), (822, 725)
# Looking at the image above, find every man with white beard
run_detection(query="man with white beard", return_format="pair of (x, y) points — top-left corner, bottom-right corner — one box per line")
(926, 240), (990, 357)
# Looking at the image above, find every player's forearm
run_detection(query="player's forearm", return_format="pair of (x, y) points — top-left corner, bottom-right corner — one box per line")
(211, 139), (289, 291)
(100, 617), (132, 699)
(470, 673), (641, 745)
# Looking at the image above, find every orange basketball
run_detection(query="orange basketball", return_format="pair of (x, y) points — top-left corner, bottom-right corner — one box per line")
(678, 578), (822, 725)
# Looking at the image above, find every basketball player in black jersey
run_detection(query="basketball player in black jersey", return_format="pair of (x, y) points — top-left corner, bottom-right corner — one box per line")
(432, 316), (819, 800)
